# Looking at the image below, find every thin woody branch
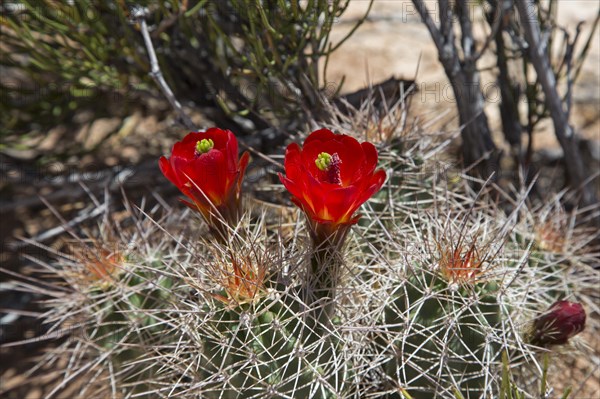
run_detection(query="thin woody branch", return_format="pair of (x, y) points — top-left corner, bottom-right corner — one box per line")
(457, 0), (475, 61)
(411, 0), (499, 179)
(136, 11), (196, 131)
(516, 0), (596, 206)
(412, 0), (444, 50)
(470, 1), (504, 62)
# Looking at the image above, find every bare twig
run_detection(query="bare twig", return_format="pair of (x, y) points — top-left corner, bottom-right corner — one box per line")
(0, 160), (174, 213)
(136, 12), (196, 131)
(456, 0), (475, 61)
(562, 22), (583, 120)
(10, 202), (107, 248)
(412, 0), (443, 50)
(516, 0), (596, 206)
(471, 0), (505, 62)
(411, 0), (499, 179)
(439, 0), (453, 47)
(486, 1), (523, 152)
(573, 10), (600, 80)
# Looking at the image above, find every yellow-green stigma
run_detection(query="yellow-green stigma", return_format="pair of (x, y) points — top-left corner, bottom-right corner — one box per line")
(315, 152), (333, 171)
(196, 138), (214, 154)
(315, 151), (342, 185)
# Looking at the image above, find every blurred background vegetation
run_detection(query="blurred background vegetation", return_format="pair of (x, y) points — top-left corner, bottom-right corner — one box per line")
(1, 0), (597, 203)
(1, 0), (370, 157)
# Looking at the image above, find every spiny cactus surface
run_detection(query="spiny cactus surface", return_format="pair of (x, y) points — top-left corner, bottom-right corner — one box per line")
(9, 116), (599, 399)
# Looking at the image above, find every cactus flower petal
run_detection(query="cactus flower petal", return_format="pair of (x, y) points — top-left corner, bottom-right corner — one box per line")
(159, 128), (249, 223)
(531, 300), (586, 346)
(279, 129), (386, 226)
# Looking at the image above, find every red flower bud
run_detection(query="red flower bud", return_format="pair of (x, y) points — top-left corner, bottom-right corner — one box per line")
(531, 300), (586, 346)
(159, 128), (250, 227)
(278, 129), (386, 226)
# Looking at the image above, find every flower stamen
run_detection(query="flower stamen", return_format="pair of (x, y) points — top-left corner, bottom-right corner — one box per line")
(196, 138), (214, 155)
(315, 152), (332, 171)
(315, 152), (342, 185)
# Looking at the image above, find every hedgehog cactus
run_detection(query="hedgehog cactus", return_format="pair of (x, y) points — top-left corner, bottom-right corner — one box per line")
(125, 219), (365, 399)
(164, 287), (351, 398)
(382, 259), (501, 397)
(11, 117), (598, 398)
(365, 207), (500, 398)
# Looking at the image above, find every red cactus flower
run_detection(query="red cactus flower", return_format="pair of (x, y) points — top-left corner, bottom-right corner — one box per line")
(159, 128), (250, 226)
(279, 129), (386, 227)
(531, 300), (586, 346)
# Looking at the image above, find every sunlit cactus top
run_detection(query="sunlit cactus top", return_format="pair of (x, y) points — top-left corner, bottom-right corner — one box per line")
(159, 128), (250, 212)
(531, 300), (586, 346)
(437, 240), (483, 284)
(279, 129), (386, 225)
(212, 255), (268, 306)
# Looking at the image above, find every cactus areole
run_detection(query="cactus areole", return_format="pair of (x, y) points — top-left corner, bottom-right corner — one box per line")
(279, 128), (386, 227)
